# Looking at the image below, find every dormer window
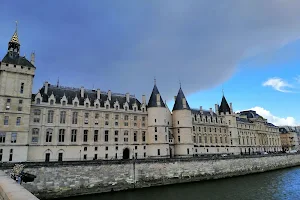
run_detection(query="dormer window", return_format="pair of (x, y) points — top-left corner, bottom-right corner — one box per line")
(134, 107), (137, 111)
(74, 102), (78, 107)
(125, 106), (128, 111)
(106, 105), (109, 109)
(62, 101), (66, 106)
(95, 104), (99, 108)
(116, 106), (119, 110)
(50, 99), (54, 105)
(142, 108), (145, 112)
(36, 98), (41, 104)
(85, 103), (89, 108)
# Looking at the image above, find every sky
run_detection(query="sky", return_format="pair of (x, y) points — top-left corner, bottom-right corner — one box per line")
(1, 0), (300, 126)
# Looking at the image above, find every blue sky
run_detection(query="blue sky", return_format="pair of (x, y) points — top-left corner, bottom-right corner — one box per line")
(1, 1), (300, 126)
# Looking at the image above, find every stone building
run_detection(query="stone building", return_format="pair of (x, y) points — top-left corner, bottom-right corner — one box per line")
(279, 127), (300, 152)
(0, 27), (282, 162)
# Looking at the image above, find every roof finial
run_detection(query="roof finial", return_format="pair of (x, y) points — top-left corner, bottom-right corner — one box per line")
(154, 77), (156, 85)
(179, 79), (181, 89)
(15, 21), (18, 32)
(57, 77), (59, 87)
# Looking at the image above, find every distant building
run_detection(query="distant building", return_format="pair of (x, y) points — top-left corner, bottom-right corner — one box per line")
(279, 126), (300, 151)
(0, 26), (282, 162)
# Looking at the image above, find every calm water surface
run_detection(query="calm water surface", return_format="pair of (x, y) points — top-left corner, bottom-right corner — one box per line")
(64, 167), (300, 200)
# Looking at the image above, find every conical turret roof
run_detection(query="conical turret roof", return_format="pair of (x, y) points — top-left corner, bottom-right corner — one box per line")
(10, 30), (20, 44)
(219, 95), (231, 114)
(147, 84), (166, 108)
(172, 87), (190, 111)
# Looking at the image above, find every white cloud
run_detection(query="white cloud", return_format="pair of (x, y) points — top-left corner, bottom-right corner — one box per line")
(249, 106), (298, 126)
(262, 77), (293, 92)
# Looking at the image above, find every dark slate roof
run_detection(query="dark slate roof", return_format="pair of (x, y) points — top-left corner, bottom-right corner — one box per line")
(147, 84), (165, 108)
(172, 88), (190, 111)
(239, 110), (263, 119)
(266, 122), (277, 127)
(33, 84), (142, 110)
(279, 127), (288, 133)
(1, 52), (35, 68)
(191, 108), (217, 116)
(236, 117), (253, 123)
(219, 95), (231, 114)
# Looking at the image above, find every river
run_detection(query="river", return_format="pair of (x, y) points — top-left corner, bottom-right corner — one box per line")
(63, 166), (300, 200)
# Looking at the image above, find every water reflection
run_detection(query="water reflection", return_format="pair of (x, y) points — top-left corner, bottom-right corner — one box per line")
(64, 167), (300, 200)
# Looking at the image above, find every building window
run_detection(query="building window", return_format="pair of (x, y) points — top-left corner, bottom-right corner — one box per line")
(105, 121), (109, 125)
(106, 105), (109, 109)
(105, 114), (109, 120)
(94, 130), (98, 142)
(72, 112), (78, 124)
(142, 131), (146, 142)
(31, 128), (39, 143)
(84, 113), (89, 124)
(48, 110), (54, 123)
(85, 103), (89, 108)
(95, 104), (99, 108)
(166, 135), (168, 142)
(59, 129), (65, 142)
(124, 115), (129, 120)
(16, 117), (21, 126)
(178, 129), (180, 133)
(187, 148), (190, 154)
(60, 111), (66, 124)
(36, 98), (41, 104)
(115, 121), (119, 126)
(134, 107), (137, 111)
(11, 133), (17, 143)
(134, 116), (137, 121)
(20, 83), (24, 94)
(157, 149), (160, 156)
(124, 130), (129, 136)
(116, 105), (119, 110)
(0, 149), (2, 161)
(71, 129), (77, 142)
(124, 137), (128, 142)
(155, 127), (157, 132)
(124, 122), (128, 126)
(62, 101), (66, 106)
(155, 135), (158, 141)
(74, 102), (78, 107)
(9, 149), (13, 161)
(4, 116), (9, 125)
(50, 99), (54, 105)
(134, 132), (137, 142)
(193, 126), (195, 131)
(115, 131), (118, 136)
(105, 130), (109, 142)
(115, 137), (118, 142)
(142, 117), (145, 121)
(0, 133), (6, 143)
(6, 98), (11, 110)
(46, 129), (53, 142)
(84, 147), (87, 151)
(18, 106), (22, 111)
(125, 106), (128, 111)
(177, 121), (179, 124)
(83, 130), (88, 142)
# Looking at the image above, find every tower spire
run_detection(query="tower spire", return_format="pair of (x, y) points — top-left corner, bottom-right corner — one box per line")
(8, 21), (21, 57)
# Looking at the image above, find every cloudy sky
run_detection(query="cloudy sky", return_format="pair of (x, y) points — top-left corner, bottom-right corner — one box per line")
(1, 0), (300, 126)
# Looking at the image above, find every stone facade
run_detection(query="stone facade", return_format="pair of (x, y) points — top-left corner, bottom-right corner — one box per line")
(1, 154), (299, 199)
(0, 27), (282, 163)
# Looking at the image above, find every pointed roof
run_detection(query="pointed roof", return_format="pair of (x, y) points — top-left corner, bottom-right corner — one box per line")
(219, 95), (231, 114)
(172, 87), (190, 111)
(10, 30), (20, 44)
(147, 84), (166, 108)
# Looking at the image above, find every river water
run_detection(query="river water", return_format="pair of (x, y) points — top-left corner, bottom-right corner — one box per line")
(64, 167), (300, 200)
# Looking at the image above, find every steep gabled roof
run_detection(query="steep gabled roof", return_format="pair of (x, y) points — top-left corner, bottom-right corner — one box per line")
(219, 95), (231, 114)
(147, 84), (165, 108)
(1, 53), (35, 68)
(172, 87), (190, 111)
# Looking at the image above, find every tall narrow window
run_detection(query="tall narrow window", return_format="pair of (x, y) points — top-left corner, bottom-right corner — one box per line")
(178, 135), (181, 142)
(124, 115), (128, 120)
(31, 128), (39, 143)
(72, 112), (78, 124)
(6, 99), (11, 110)
(36, 98), (41, 104)
(16, 117), (21, 126)
(94, 130), (98, 142)
(83, 130), (88, 142)
(11, 133), (17, 143)
(48, 110), (54, 123)
(142, 131), (146, 142)
(4, 116), (9, 125)
(58, 129), (65, 142)
(46, 129), (53, 142)
(155, 127), (157, 132)
(105, 130), (109, 142)
(0, 133), (6, 143)
(50, 99), (54, 105)
(155, 135), (158, 141)
(60, 111), (66, 124)
(84, 113), (89, 124)
(20, 83), (24, 94)
(0, 149), (2, 161)
(33, 109), (41, 123)
(157, 149), (160, 156)
(71, 129), (77, 142)
(9, 149), (13, 161)
(134, 132), (137, 142)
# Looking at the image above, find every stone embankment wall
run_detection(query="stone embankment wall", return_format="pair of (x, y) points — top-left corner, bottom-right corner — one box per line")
(2, 154), (300, 199)
(0, 171), (39, 200)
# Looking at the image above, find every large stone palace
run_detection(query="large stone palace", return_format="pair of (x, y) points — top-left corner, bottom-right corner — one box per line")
(0, 27), (282, 162)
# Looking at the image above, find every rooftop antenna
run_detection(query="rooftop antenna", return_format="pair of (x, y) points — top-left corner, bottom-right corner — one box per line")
(179, 79), (181, 88)
(154, 76), (156, 85)
(15, 21), (18, 32)
(222, 85), (224, 96)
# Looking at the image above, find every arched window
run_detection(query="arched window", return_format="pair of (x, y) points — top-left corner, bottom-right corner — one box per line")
(36, 98), (41, 104)
(46, 129), (53, 142)
(50, 99), (54, 105)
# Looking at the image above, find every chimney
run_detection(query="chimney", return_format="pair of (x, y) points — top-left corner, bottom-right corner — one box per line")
(44, 81), (48, 94)
(142, 95), (146, 104)
(174, 96), (177, 101)
(30, 52), (35, 65)
(182, 98), (187, 109)
(200, 106), (203, 114)
(210, 108), (213, 115)
(97, 89), (101, 99)
(156, 94), (161, 106)
(215, 104), (219, 114)
(230, 103), (233, 113)
(80, 86), (84, 98)
(108, 90), (112, 101)
(126, 93), (130, 102)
